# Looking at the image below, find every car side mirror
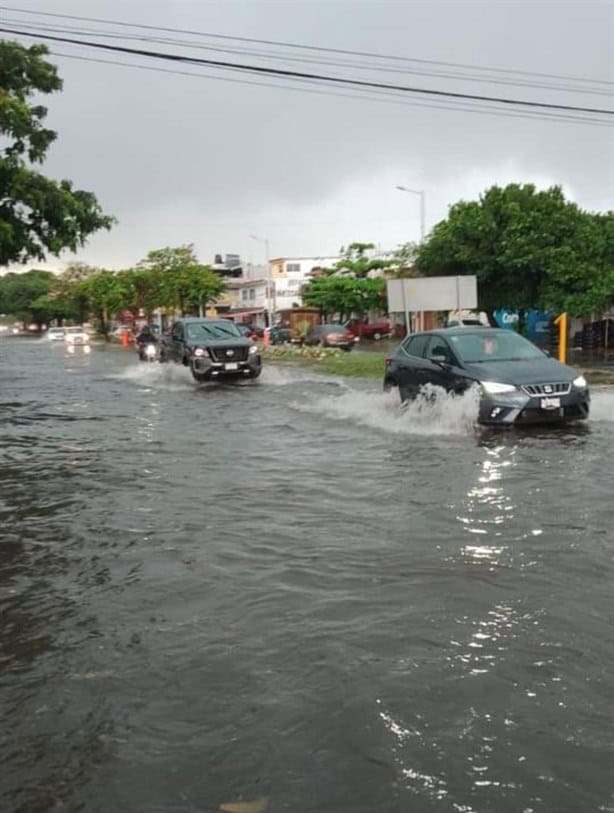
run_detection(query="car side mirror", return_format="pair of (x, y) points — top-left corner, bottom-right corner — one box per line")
(431, 352), (450, 366)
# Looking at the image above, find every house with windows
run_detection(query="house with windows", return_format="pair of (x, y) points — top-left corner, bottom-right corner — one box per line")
(269, 255), (341, 311)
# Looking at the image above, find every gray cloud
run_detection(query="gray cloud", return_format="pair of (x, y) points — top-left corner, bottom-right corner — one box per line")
(7, 0), (612, 269)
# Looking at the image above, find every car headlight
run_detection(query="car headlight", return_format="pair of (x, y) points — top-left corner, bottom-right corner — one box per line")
(249, 344), (259, 355)
(573, 375), (587, 389)
(193, 347), (206, 357)
(481, 381), (517, 395)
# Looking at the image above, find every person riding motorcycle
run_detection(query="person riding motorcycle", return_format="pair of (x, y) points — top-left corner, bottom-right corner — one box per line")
(135, 325), (157, 360)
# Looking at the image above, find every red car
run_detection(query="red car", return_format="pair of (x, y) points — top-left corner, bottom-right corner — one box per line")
(345, 318), (392, 341)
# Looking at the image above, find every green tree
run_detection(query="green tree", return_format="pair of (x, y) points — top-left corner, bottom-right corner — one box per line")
(0, 40), (114, 266)
(138, 245), (225, 315)
(303, 276), (386, 322)
(0, 269), (54, 326)
(334, 242), (391, 278)
(80, 270), (130, 336)
(121, 267), (164, 320)
(415, 183), (614, 321)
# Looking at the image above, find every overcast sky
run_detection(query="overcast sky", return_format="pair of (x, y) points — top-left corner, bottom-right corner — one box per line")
(3, 0), (614, 270)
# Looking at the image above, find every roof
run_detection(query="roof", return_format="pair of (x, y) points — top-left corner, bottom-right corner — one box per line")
(427, 326), (503, 337)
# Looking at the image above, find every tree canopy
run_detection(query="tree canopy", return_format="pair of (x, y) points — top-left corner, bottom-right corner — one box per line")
(334, 242), (391, 278)
(414, 184), (614, 318)
(302, 276), (386, 322)
(0, 40), (114, 266)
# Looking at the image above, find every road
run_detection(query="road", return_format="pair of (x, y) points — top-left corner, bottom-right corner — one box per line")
(1, 337), (614, 812)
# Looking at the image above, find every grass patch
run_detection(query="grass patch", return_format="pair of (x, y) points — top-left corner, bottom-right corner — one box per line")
(261, 345), (387, 379)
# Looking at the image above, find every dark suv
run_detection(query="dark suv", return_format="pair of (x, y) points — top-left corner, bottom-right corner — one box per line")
(160, 318), (262, 382)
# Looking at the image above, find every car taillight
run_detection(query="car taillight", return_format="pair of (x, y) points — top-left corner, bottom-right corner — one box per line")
(385, 356), (392, 367)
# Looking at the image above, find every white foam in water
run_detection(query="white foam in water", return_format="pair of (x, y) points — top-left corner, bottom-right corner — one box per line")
(110, 362), (195, 391)
(589, 390), (614, 422)
(293, 384), (481, 436)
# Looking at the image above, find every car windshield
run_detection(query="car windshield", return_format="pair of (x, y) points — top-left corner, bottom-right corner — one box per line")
(65, 327), (83, 334)
(322, 325), (346, 333)
(448, 331), (545, 363)
(186, 321), (241, 340)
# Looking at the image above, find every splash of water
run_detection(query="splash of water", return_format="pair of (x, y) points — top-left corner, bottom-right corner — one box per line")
(589, 390), (614, 422)
(110, 362), (194, 391)
(293, 384), (481, 436)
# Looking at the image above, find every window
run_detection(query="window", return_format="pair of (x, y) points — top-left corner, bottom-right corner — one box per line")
(172, 324), (183, 340)
(242, 290), (248, 302)
(449, 330), (544, 363)
(249, 289), (255, 301)
(186, 321), (241, 340)
(288, 279), (300, 288)
(426, 336), (454, 363)
(402, 334), (429, 357)
(286, 263), (301, 273)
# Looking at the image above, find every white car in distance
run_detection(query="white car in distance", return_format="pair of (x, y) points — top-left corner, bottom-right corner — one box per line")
(47, 327), (66, 341)
(64, 326), (90, 346)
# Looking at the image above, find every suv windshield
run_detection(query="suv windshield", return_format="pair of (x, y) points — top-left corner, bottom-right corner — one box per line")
(65, 327), (84, 334)
(186, 321), (241, 340)
(449, 331), (545, 363)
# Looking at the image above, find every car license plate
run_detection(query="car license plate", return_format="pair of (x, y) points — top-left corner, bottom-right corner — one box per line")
(541, 396), (560, 410)
(224, 362), (239, 371)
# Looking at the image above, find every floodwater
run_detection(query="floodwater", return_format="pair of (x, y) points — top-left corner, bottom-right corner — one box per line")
(1, 338), (614, 813)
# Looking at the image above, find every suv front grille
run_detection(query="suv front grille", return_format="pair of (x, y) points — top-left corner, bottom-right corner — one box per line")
(209, 346), (249, 363)
(521, 382), (571, 397)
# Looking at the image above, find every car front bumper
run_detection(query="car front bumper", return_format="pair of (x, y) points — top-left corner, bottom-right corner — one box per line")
(191, 355), (261, 378)
(479, 387), (590, 425)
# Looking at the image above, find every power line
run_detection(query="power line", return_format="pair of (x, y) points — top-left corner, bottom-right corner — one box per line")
(6, 16), (613, 97)
(2, 27), (613, 118)
(2, 4), (613, 89)
(47, 50), (614, 128)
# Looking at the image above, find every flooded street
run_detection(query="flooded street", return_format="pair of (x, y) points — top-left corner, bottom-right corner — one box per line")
(1, 338), (614, 813)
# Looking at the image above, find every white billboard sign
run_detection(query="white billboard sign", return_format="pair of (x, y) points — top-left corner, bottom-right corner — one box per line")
(387, 275), (478, 313)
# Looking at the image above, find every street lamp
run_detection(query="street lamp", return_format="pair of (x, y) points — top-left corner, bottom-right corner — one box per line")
(395, 185), (426, 241)
(249, 234), (273, 326)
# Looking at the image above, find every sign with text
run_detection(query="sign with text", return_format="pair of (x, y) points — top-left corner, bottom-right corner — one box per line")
(387, 276), (478, 313)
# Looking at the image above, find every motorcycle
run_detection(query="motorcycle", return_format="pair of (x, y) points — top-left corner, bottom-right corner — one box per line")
(137, 340), (158, 362)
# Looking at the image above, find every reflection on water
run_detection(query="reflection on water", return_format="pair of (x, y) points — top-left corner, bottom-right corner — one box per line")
(2, 340), (614, 812)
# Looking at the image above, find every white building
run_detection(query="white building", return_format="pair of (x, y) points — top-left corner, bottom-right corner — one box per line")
(269, 255), (341, 311)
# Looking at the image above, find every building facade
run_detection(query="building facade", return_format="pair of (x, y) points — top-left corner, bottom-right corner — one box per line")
(269, 255), (341, 312)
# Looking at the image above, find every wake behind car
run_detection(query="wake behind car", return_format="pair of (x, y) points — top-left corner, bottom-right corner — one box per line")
(383, 327), (590, 426)
(159, 318), (262, 382)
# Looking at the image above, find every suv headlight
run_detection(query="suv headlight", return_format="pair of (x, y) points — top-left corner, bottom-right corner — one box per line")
(249, 344), (259, 355)
(573, 375), (587, 389)
(193, 347), (206, 357)
(481, 381), (517, 395)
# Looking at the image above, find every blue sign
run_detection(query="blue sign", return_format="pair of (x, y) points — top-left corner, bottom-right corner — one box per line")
(494, 309), (552, 341)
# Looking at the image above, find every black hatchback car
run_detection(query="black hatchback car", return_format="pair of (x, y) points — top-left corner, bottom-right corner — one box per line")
(160, 318), (262, 382)
(383, 327), (590, 426)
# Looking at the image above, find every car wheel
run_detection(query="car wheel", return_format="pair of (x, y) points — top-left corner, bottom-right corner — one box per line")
(373, 332), (382, 341)
(249, 368), (262, 379)
(158, 348), (167, 363)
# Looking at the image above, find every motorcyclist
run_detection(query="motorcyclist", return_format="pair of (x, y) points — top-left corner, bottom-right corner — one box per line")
(135, 324), (157, 359)
(135, 324), (157, 345)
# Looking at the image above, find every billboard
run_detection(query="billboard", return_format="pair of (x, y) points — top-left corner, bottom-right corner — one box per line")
(387, 275), (477, 313)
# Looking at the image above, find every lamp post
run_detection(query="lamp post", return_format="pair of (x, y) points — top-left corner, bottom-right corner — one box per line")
(249, 234), (273, 326)
(395, 185), (425, 241)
